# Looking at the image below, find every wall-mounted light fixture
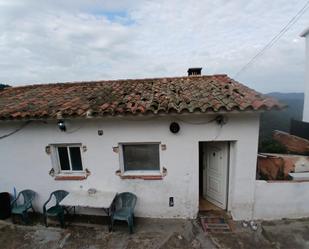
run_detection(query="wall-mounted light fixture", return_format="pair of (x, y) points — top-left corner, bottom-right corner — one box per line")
(57, 120), (66, 132)
(215, 115), (227, 126)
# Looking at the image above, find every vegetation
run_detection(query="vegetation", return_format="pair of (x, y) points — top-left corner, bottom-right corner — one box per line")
(0, 84), (10, 90)
(259, 139), (287, 154)
(259, 92), (304, 153)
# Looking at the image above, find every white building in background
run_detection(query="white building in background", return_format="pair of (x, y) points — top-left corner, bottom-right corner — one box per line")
(0, 69), (283, 220)
(301, 27), (309, 122)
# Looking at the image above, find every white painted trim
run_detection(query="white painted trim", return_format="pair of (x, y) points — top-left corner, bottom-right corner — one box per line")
(50, 143), (85, 174)
(122, 171), (162, 176)
(199, 140), (235, 211)
(227, 141), (237, 212)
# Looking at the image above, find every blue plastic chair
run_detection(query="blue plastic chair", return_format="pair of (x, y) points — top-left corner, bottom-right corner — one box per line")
(11, 189), (36, 224)
(43, 190), (69, 228)
(112, 192), (137, 234)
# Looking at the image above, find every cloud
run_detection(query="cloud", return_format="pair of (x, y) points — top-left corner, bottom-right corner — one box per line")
(0, 0), (308, 93)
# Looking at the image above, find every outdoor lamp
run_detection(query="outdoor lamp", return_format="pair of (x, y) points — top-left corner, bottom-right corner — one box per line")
(57, 120), (66, 132)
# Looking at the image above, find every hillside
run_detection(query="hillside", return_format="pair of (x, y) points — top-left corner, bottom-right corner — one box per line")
(259, 92), (304, 142)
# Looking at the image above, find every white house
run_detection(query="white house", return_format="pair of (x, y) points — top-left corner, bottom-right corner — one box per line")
(301, 27), (309, 122)
(0, 69), (282, 220)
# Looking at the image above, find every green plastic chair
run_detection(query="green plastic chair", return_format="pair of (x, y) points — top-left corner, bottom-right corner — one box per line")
(11, 189), (36, 224)
(43, 190), (69, 228)
(112, 192), (137, 234)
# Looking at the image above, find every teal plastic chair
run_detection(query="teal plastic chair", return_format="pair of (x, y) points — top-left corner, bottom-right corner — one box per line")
(11, 189), (36, 224)
(112, 192), (137, 234)
(43, 190), (69, 228)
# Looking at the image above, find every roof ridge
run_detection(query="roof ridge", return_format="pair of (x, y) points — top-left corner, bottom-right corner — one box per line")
(5, 75), (222, 90)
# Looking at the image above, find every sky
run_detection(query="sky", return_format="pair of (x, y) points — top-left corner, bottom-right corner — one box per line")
(0, 0), (309, 93)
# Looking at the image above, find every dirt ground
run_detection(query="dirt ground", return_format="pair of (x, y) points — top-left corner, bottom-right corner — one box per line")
(2, 215), (309, 249)
(0, 216), (215, 249)
(210, 218), (309, 249)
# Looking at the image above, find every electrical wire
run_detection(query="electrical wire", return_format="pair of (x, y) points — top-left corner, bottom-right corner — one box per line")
(0, 121), (32, 140)
(174, 116), (218, 125)
(117, 115), (217, 125)
(234, 0), (309, 78)
(65, 127), (83, 134)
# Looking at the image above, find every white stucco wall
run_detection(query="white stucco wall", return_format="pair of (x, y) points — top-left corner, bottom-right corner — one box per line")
(0, 113), (260, 220)
(254, 180), (309, 220)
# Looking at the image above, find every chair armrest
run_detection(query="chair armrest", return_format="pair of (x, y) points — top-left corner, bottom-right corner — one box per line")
(10, 192), (21, 207)
(112, 207), (134, 217)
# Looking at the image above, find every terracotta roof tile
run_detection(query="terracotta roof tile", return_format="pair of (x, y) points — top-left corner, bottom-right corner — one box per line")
(0, 75), (285, 120)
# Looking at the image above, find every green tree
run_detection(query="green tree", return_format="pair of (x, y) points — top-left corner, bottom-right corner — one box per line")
(0, 84), (10, 90)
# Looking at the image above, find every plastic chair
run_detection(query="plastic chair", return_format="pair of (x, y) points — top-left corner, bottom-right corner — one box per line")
(112, 192), (137, 234)
(43, 190), (69, 228)
(11, 189), (36, 224)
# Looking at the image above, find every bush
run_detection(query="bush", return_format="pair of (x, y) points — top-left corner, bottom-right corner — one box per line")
(0, 84), (10, 90)
(259, 139), (287, 154)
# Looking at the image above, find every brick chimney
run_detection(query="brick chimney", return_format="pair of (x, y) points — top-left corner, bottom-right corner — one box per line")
(188, 67), (202, 76)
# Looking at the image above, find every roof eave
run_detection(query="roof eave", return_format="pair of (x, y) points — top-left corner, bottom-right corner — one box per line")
(0, 109), (281, 122)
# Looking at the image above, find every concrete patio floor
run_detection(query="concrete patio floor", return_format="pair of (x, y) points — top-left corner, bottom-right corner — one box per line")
(2, 215), (309, 249)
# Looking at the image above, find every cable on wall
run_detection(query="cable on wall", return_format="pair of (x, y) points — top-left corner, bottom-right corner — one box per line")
(174, 116), (219, 125)
(0, 121), (32, 140)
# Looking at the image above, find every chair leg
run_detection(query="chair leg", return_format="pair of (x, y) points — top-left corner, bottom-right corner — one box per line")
(44, 214), (48, 227)
(11, 214), (16, 224)
(59, 213), (65, 228)
(111, 217), (114, 232)
(22, 212), (29, 225)
(128, 217), (134, 234)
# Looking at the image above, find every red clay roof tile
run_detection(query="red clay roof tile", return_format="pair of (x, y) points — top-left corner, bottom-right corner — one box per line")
(0, 75), (285, 120)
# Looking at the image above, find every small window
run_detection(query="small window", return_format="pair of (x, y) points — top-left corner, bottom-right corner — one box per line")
(55, 145), (83, 172)
(121, 143), (160, 172)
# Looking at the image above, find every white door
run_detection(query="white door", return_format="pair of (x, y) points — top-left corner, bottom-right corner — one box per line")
(202, 142), (228, 209)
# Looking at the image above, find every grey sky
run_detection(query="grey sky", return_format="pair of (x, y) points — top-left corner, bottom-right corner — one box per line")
(0, 0), (308, 93)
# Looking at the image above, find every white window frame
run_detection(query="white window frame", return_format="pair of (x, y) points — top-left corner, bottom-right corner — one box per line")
(50, 143), (85, 174)
(119, 142), (162, 176)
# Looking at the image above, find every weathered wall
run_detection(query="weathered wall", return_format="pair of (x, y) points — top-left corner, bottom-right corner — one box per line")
(0, 113), (260, 219)
(254, 180), (309, 219)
